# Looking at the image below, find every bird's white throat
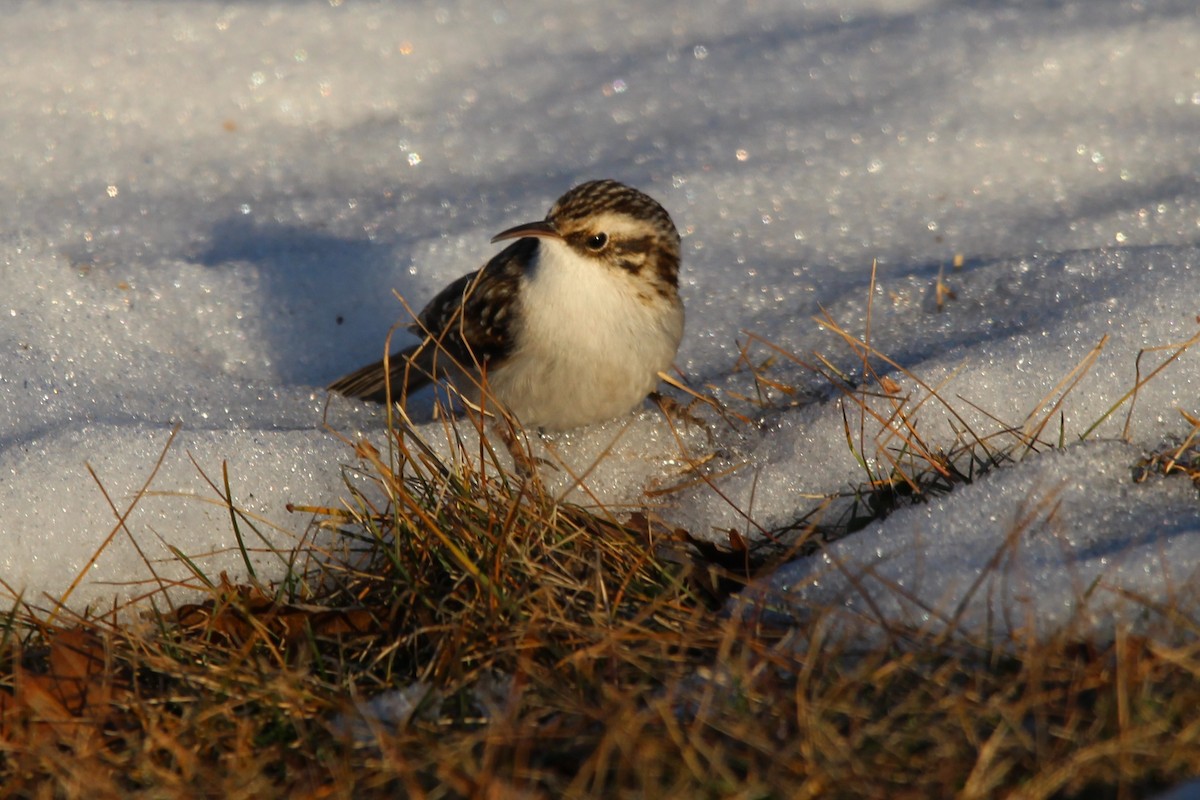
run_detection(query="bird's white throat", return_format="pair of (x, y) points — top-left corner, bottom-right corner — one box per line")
(488, 237), (683, 430)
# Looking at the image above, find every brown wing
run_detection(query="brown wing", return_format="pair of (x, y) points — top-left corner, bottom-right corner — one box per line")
(327, 238), (531, 404)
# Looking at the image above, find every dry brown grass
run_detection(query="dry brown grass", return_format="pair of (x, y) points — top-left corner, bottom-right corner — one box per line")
(2, 293), (1200, 799)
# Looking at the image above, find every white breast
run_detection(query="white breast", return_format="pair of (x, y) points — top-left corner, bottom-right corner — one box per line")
(487, 239), (684, 431)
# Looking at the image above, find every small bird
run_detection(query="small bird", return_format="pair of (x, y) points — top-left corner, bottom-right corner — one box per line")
(328, 179), (684, 432)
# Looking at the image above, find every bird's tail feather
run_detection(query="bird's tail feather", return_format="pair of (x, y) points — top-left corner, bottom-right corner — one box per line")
(327, 343), (438, 404)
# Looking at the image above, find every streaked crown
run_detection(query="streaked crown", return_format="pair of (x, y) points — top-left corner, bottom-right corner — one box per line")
(548, 179), (681, 290)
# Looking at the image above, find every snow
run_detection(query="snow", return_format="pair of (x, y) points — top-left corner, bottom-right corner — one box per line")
(1, 1), (1198, 641)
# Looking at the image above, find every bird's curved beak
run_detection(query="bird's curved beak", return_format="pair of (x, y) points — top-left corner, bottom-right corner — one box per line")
(490, 219), (561, 244)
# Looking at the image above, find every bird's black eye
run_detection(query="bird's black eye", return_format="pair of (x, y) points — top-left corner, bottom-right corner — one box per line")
(585, 232), (608, 251)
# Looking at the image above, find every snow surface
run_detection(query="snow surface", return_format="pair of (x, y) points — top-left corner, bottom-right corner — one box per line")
(1, 1), (1198, 641)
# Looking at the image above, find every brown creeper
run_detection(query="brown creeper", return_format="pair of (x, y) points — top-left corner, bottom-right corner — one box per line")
(329, 179), (684, 431)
